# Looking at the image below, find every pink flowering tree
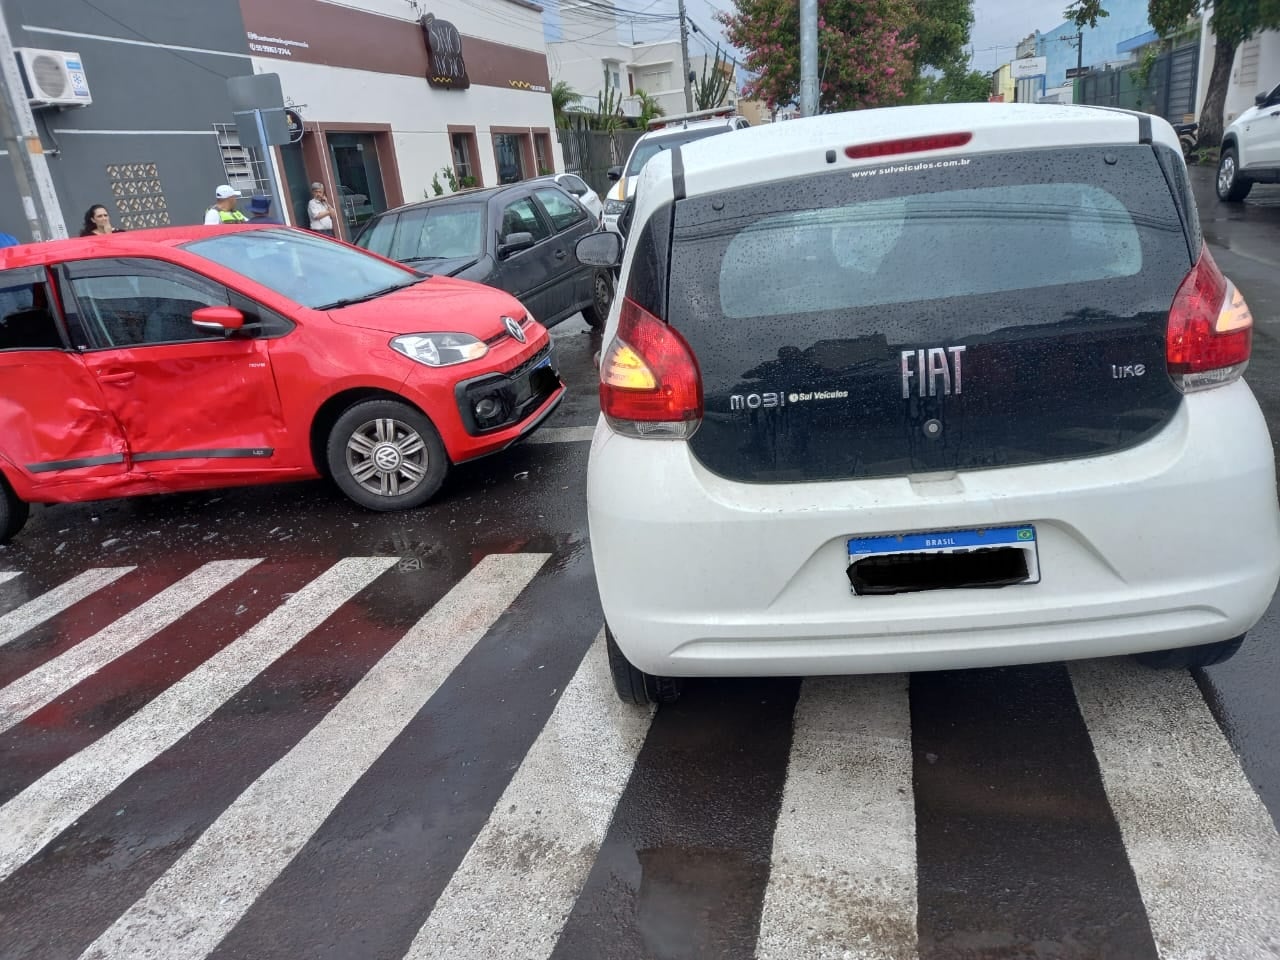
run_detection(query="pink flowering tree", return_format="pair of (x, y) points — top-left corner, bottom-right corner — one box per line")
(717, 0), (919, 112)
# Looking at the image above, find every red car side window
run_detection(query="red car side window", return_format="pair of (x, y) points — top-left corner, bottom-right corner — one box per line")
(0, 267), (65, 351)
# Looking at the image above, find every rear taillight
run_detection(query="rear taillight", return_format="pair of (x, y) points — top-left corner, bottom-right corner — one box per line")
(1167, 249), (1253, 392)
(599, 298), (702, 439)
(845, 132), (972, 160)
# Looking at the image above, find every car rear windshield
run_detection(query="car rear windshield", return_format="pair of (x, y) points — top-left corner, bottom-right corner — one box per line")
(721, 182), (1149, 318)
(626, 126), (729, 177)
(676, 145), (1191, 329)
(184, 229), (415, 309)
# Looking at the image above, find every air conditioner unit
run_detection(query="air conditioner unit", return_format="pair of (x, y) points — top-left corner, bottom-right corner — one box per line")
(14, 48), (92, 107)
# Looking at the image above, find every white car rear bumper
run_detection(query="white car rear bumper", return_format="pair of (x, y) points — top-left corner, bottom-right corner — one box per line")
(587, 381), (1280, 677)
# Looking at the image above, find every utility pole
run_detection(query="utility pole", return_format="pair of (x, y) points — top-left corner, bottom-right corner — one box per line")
(677, 0), (693, 112)
(1076, 30), (1084, 75)
(799, 0), (818, 116)
(0, 9), (66, 240)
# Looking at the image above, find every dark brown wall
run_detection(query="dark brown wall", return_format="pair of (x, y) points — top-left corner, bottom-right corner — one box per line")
(240, 0), (550, 91)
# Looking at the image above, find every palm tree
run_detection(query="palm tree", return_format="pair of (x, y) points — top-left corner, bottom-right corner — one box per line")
(552, 81), (582, 128)
(634, 89), (665, 127)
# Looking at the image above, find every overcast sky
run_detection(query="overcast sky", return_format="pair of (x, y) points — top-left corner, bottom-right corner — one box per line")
(969, 0), (1073, 73)
(550, 0), (1076, 79)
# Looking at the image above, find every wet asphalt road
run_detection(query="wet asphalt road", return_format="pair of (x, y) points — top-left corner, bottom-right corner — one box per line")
(0, 168), (1278, 959)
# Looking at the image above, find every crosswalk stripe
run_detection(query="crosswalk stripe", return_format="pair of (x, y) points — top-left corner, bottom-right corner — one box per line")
(0, 571), (20, 587)
(0, 567), (135, 649)
(403, 632), (653, 960)
(0, 559), (261, 734)
(754, 676), (917, 960)
(1070, 659), (1280, 958)
(78, 552), (549, 960)
(0, 556), (396, 881)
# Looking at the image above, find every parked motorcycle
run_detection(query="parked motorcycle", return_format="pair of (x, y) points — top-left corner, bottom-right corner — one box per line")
(1173, 121), (1199, 159)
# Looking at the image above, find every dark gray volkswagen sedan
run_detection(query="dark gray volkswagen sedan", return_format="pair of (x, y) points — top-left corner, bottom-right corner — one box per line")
(353, 181), (614, 329)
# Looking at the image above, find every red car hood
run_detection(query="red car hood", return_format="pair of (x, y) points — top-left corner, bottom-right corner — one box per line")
(327, 276), (526, 338)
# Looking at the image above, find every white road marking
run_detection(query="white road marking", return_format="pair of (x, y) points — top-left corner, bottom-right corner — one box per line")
(755, 676), (917, 960)
(404, 632), (653, 959)
(524, 426), (596, 444)
(0, 571), (21, 587)
(0, 560), (261, 734)
(1070, 659), (1280, 959)
(79, 553), (549, 960)
(0, 556), (396, 881)
(0, 567), (135, 650)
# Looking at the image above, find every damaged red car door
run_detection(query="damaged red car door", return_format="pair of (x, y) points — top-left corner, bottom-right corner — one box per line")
(62, 258), (287, 488)
(0, 265), (130, 501)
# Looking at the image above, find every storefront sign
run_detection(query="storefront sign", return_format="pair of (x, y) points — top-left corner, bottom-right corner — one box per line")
(239, 0), (547, 92)
(421, 14), (469, 90)
(285, 108), (304, 143)
(1011, 56), (1047, 80)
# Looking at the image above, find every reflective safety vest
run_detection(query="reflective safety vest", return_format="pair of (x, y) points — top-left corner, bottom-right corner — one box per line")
(210, 207), (248, 223)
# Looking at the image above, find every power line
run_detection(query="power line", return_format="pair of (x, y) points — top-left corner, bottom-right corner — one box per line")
(564, 0), (679, 23)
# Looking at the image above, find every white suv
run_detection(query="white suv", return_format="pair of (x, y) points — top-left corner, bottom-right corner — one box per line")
(576, 103), (1280, 704)
(1217, 81), (1280, 201)
(602, 109), (750, 235)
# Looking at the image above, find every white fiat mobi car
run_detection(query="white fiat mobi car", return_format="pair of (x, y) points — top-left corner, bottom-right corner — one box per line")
(575, 102), (1280, 705)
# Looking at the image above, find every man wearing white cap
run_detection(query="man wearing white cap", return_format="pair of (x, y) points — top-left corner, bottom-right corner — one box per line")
(204, 185), (248, 225)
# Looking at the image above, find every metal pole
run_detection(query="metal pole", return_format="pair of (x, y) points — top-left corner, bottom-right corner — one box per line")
(1077, 31), (1084, 75)
(677, 0), (694, 113)
(252, 108), (288, 226)
(0, 8), (66, 240)
(799, 0), (818, 116)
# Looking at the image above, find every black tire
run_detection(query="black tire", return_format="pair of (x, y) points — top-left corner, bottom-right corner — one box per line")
(581, 270), (613, 331)
(605, 624), (682, 705)
(1216, 147), (1253, 202)
(325, 399), (448, 511)
(0, 475), (28, 544)
(1134, 635), (1244, 670)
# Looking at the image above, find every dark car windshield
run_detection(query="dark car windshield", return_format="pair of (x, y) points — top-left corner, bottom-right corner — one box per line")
(184, 229), (417, 309)
(626, 127), (730, 177)
(384, 205), (484, 262)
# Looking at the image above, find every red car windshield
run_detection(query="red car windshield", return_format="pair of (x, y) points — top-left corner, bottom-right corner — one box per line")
(184, 229), (418, 309)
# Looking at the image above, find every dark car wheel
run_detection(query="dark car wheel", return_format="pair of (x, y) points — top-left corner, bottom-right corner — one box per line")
(326, 399), (448, 511)
(606, 624), (682, 705)
(1217, 148), (1253, 202)
(0, 475), (29, 544)
(582, 270), (614, 330)
(1134, 635), (1244, 670)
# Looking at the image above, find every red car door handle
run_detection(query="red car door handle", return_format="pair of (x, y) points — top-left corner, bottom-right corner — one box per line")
(99, 371), (136, 385)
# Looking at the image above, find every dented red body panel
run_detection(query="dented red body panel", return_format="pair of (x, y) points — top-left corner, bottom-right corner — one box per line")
(0, 226), (563, 505)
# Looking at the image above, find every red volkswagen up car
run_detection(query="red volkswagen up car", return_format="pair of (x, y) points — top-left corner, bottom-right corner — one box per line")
(0, 226), (564, 542)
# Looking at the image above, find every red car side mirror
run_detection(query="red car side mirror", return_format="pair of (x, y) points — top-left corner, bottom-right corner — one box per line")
(192, 306), (245, 332)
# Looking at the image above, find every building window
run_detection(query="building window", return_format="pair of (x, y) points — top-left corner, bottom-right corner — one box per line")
(448, 126), (482, 188)
(493, 132), (530, 184)
(451, 133), (474, 182)
(533, 132), (553, 176)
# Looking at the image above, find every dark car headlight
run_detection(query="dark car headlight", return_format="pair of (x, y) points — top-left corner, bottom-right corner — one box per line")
(604, 199), (629, 216)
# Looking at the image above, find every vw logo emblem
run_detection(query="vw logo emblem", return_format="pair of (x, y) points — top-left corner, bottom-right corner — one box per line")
(503, 315), (526, 343)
